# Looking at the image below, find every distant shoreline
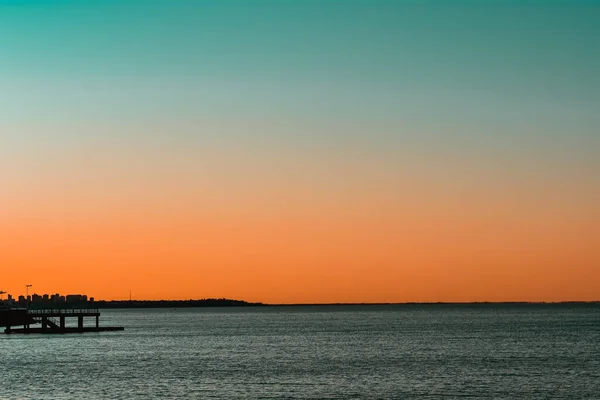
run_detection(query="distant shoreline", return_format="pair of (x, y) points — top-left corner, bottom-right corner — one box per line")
(10, 298), (598, 310)
(92, 299), (265, 309)
(90, 300), (600, 309)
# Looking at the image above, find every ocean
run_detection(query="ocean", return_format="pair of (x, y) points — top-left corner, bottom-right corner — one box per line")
(1, 304), (599, 399)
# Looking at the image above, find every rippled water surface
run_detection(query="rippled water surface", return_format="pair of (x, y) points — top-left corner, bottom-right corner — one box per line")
(1, 304), (599, 399)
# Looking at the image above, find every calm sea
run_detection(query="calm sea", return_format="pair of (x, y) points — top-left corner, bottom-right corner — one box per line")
(1, 304), (599, 399)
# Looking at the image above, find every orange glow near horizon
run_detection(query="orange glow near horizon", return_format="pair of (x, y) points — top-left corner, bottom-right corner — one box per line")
(1, 170), (598, 303)
(1, 135), (598, 304)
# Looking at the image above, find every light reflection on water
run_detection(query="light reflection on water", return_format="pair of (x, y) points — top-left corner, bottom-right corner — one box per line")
(1, 305), (599, 399)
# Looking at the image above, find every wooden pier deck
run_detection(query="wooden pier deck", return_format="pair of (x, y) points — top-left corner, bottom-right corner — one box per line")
(2, 308), (124, 334)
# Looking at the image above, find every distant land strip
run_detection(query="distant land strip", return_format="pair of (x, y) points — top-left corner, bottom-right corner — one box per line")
(93, 299), (266, 308)
(91, 300), (600, 309)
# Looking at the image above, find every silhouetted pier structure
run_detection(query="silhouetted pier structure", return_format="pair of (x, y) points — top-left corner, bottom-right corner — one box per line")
(2, 308), (124, 334)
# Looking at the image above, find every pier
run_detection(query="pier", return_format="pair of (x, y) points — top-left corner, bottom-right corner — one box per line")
(2, 308), (124, 334)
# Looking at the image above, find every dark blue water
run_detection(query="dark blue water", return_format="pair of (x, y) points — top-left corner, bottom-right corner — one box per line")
(1, 304), (599, 399)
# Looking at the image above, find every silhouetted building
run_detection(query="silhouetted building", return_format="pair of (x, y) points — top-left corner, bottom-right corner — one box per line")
(66, 294), (88, 304)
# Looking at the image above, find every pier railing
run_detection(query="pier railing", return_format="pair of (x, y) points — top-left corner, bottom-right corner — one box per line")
(5, 307), (124, 334)
(27, 309), (100, 316)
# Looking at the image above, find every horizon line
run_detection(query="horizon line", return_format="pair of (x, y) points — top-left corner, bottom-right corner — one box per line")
(97, 299), (600, 305)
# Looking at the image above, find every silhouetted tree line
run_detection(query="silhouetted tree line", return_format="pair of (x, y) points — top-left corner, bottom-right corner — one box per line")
(94, 298), (265, 308)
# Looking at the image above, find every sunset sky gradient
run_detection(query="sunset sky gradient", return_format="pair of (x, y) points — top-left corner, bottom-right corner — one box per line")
(1, 0), (599, 302)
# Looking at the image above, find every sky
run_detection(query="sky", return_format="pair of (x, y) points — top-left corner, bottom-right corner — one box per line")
(1, 0), (598, 303)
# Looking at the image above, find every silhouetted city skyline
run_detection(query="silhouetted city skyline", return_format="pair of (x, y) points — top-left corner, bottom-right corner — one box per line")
(0, 293), (92, 308)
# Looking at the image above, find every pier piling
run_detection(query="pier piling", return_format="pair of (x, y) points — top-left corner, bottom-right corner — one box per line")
(2, 308), (123, 334)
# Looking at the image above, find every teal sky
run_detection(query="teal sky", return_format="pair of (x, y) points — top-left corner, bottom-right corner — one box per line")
(1, 0), (598, 207)
(2, 2), (599, 113)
